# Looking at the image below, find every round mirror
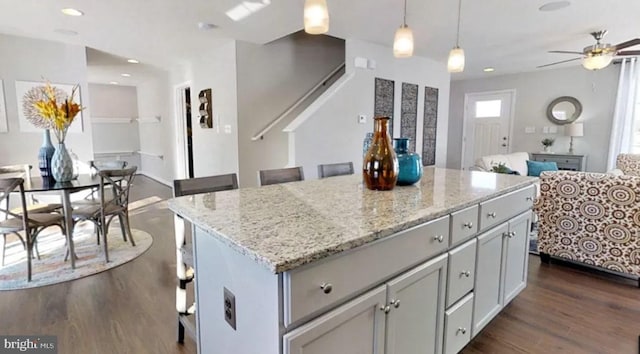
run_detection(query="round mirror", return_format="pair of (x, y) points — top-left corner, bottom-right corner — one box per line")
(546, 96), (582, 125)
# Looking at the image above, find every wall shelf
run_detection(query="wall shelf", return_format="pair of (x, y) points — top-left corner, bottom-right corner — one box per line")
(94, 151), (136, 157)
(137, 151), (164, 160)
(92, 117), (135, 124)
(137, 116), (162, 123)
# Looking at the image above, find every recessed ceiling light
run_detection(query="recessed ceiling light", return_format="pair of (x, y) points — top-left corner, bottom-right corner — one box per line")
(127, 59), (139, 64)
(109, 81), (119, 85)
(61, 8), (84, 16)
(197, 22), (218, 30)
(539, 1), (571, 12)
(121, 73), (131, 77)
(483, 67), (495, 72)
(54, 29), (78, 36)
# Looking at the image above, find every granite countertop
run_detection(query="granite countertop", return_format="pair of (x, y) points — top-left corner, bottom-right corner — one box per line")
(168, 167), (537, 273)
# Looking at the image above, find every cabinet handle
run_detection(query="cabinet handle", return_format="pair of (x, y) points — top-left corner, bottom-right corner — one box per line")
(380, 305), (391, 314)
(460, 271), (471, 278)
(320, 283), (333, 294)
(504, 231), (516, 239)
(433, 235), (444, 243)
(463, 222), (474, 229)
(457, 327), (467, 335)
(487, 212), (497, 218)
(526, 196), (533, 201)
(390, 299), (401, 308)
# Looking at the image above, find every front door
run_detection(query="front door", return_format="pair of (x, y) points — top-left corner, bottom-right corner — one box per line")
(462, 90), (515, 170)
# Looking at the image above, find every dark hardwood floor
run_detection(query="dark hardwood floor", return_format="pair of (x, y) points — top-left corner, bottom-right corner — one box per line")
(1, 176), (638, 354)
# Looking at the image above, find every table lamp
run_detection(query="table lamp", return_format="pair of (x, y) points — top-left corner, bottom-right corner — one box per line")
(565, 123), (583, 154)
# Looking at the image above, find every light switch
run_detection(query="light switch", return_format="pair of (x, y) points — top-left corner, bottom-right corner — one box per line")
(525, 126), (536, 134)
(358, 114), (367, 124)
(549, 126), (558, 134)
(542, 126), (549, 134)
(224, 125), (232, 134)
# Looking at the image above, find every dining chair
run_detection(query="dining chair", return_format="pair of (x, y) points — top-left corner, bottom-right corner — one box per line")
(317, 162), (354, 178)
(0, 178), (66, 280)
(0, 164), (61, 213)
(82, 160), (129, 201)
(258, 166), (304, 186)
(173, 173), (239, 344)
(71, 167), (137, 263)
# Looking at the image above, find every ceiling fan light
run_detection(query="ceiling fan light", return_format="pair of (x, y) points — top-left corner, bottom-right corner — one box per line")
(582, 53), (613, 70)
(393, 25), (414, 58)
(447, 47), (465, 73)
(304, 0), (329, 35)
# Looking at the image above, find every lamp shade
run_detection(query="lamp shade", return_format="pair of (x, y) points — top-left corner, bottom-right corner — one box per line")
(304, 0), (329, 35)
(565, 123), (584, 137)
(447, 47), (465, 73)
(393, 25), (414, 58)
(582, 53), (613, 70)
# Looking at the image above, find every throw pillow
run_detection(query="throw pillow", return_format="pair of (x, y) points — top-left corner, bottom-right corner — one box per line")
(526, 160), (558, 177)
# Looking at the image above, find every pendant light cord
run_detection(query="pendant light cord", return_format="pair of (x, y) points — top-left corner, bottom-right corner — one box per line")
(455, 0), (462, 46)
(403, 0), (407, 26)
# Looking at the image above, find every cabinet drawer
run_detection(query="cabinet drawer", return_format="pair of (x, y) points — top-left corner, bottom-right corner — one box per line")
(444, 293), (473, 354)
(537, 156), (580, 165)
(479, 185), (534, 231)
(446, 239), (476, 307)
(450, 205), (478, 246)
(283, 216), (450, 327)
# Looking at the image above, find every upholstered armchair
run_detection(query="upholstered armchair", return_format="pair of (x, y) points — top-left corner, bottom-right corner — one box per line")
(534, 171), (640, 286)
(614, 154), (640, 176)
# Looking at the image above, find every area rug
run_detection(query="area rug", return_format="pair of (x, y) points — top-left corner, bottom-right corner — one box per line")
(0, 223), (152, 290)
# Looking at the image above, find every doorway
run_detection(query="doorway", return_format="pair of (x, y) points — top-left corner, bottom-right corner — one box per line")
(175, 84), (194, 179)
(184, 88), (194, 178)
(461, 90), (516, 170)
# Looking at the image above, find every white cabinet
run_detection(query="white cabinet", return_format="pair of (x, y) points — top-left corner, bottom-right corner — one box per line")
(443, 293), (474, 354)
(284, 255), (448, 354)
(283, 286), (387, 354)
(385, 254), (447, 354)
(472, 211), (531, 337)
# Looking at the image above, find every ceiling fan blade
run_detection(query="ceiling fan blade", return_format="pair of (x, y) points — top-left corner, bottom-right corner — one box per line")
(614, 38), (640, 50)
(549, 50), (584, 55)
(537, 57), (582, 69)
(617, 50), (640, 56)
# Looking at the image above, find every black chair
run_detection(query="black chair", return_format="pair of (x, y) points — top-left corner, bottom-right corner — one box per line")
(258, 167), (304, 186)
(317, 162), (354, 178)
(173, 173), (239, 344)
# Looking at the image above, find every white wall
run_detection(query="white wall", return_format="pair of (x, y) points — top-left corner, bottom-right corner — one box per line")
(137, 72), (173, 185)
(236, 33), (345, 187)
(89, 83), (140, 168)
(0, 34), (94, 167)
(168, 40), (240, 182)
(446, 65), (619, 173)
(290, 39), (451, 179)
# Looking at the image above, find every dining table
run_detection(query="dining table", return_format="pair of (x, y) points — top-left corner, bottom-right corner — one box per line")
(23, 174), (103, 269)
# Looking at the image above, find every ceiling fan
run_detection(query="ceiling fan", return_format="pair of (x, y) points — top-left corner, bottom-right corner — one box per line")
(538, 30), (640, 70)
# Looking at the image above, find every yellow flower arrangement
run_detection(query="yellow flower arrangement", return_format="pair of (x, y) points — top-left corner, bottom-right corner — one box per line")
(33, 82), (83, 144)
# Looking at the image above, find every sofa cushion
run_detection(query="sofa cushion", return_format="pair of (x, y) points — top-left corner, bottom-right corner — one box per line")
(476, 152), (529, 176)
(505, 152), (530, 176)
(526, 160), (558, 177)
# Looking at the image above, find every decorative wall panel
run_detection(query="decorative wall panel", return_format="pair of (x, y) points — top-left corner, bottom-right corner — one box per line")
(422, 87), (439, 166)
(374, 78), (395, 137)
(400, 83), (418, 152)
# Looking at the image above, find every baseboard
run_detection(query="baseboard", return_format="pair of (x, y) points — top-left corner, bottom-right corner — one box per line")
(137, 171), (172, 187)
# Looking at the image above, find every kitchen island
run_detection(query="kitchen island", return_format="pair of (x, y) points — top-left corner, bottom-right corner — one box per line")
(169, 167), (537, 354)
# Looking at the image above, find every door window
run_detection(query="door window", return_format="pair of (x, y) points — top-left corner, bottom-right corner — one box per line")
(475, 100), (502, 118)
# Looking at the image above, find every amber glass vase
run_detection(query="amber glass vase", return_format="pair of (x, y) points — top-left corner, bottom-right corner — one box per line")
(363, 116), (399, 190)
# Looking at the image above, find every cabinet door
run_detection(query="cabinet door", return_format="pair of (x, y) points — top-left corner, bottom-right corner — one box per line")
(472, 224), (508, 337)
(385, 254), (448, 354)
(283, 286), (386, 354)
(503, 212), (531, 305)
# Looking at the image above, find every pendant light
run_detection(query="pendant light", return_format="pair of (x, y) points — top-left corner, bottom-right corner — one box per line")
(304, 0), (329, 35)
(447, 0), (465, 73)
(393, 0), (414, 58)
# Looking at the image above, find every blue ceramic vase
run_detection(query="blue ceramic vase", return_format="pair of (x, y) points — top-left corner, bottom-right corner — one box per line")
(393, 138), (423, 186)
(38, 129), (55, 177)
(51, 143), (74, 182)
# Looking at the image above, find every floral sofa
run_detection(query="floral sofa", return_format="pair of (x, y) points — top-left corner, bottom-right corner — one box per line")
(534, 171), (640, 286)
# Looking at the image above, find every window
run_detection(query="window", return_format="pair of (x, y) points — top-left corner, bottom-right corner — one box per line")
(475, 99), (502, 118)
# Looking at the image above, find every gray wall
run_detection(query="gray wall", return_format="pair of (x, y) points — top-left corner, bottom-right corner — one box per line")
(446, 65), (619, 173)
(291, 39), (451, 179)
(89, 83), (140, 168)
(0, 34), (94, 166)
(236, 32), (345, 187)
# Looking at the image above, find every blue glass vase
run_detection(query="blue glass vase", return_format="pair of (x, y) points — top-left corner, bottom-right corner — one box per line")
(393, 138), (423, 186)
(38, 129), (55, 177)
(51, 143), (74, 182)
